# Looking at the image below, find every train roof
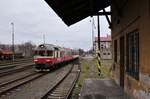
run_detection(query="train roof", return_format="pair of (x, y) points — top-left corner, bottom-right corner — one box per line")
(34, 44), (60, 51)
(34, 44), (75, 52)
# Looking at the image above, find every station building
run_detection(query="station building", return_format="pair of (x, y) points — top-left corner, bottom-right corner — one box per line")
(112, 0), (150, 98)
(44, 0), (150, 98)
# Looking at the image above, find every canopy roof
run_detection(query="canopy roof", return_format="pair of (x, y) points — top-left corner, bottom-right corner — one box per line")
(45, 0), (111, 26)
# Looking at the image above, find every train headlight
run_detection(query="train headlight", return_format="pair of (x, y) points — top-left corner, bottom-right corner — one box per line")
(46, 60), (51, 62)
(34, 59), (38, 62)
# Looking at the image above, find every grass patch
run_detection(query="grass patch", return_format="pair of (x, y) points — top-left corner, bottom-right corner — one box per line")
(71, 57), (113, 99)
(93, 58), (112, 78)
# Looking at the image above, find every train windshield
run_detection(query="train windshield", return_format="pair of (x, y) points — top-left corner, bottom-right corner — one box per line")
(47, 51), (53, 56)
(34, 50), (53, 57)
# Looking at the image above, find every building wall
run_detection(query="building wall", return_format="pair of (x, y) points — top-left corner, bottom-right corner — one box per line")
(95, 41), (112, 60)
(112, 0), (150, 98)
(100, 49), (112, 60)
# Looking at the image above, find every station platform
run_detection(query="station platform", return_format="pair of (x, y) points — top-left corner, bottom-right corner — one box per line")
(79, 79), (130, 99)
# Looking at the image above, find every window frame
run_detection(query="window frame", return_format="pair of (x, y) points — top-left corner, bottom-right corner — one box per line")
(126, 31), (139, 80)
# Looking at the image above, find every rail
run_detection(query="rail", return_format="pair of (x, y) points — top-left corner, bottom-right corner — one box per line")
(41, 63), (80, 99)
(0, 72), (47, 97)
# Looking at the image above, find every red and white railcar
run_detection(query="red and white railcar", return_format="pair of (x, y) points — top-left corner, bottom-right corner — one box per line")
(33, 44), (78, 70)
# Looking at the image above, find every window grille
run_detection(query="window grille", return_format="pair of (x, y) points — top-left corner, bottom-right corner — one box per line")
(126, 32), (139, 80)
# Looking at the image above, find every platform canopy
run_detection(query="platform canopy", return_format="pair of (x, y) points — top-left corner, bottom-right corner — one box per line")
(45, 0), (111, 26)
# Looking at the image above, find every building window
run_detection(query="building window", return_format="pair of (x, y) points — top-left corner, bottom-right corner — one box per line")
(114, 40), (117, 62)
(126, 32), (139, 80)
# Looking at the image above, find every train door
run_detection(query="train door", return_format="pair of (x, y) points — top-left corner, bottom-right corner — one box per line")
(54, 51), (57, 58)
(58, 51), (61, 57)
(55, 51), (59, 58)
(57, 51), (59, 58)
(54, 47), (59, 58)
(120, 36), (125, 88)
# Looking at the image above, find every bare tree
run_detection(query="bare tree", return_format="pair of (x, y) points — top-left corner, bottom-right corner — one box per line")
(23, 41), (36, 57)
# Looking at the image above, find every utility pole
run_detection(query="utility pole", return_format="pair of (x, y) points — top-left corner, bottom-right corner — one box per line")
(97, 15), (102, 76)
(91, 17), (95, 52)
(43, 34), (45, 45)
(97, 15), (100, 51)
(11, 22), (15, 61)
(43, 34), (46, 56)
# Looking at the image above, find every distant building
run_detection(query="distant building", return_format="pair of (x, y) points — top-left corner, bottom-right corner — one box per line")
(94, 35), (112, 60)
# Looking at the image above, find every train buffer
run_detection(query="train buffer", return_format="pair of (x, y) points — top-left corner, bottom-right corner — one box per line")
(79, 79), (131, 99)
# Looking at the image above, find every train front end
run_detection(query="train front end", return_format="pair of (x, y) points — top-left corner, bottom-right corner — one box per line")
(33, 44), (55, 70)
(34, 56), (55, 69)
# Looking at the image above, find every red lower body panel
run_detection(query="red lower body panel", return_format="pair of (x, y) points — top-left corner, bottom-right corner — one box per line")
(33, 55), (77, 69)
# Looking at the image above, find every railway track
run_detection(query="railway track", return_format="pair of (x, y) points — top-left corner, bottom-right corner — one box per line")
(0, 58), (33, 71)
(0, 72), (47, 97)
(0, 64), (34, 77)
(0, 62), (34, 70)
(0, 61), (80, 99)
(0, 58), (32, 66)
(0, 68), (35, 85)
(0, 58), (32, 65)
(41, 64), (80, 99)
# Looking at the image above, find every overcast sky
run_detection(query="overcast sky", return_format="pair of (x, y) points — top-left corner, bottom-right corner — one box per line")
(0, 0), (110, 51)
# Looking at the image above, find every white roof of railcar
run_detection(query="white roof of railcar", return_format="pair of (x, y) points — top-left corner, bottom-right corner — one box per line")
(34, 44), (74, 52)
(35, 44), (57, 51)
